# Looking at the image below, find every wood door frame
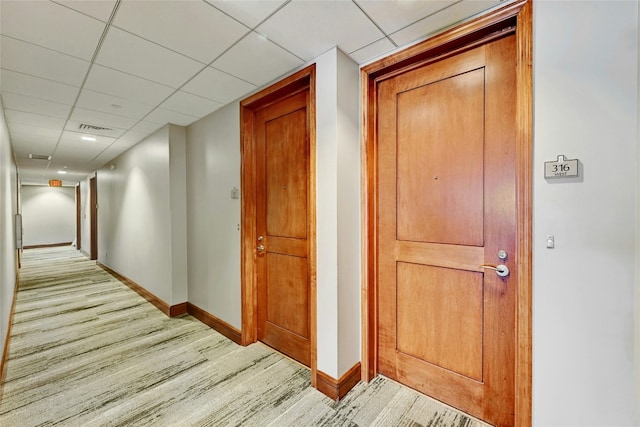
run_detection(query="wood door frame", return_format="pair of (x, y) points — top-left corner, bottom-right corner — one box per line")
(90, 175), (97, 261)
(360, 1), (532, 425)
(75, 184), (81, 251)
(240, 65), (317, 385)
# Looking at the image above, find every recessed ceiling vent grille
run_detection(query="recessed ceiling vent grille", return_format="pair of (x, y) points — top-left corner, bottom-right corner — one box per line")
(28, 154), (51, 160)
(79, 123), (112, 131)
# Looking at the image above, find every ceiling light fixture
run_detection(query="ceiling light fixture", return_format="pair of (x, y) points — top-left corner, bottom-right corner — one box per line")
(57, 170), (68, 174)
(82, 136), (97, 142)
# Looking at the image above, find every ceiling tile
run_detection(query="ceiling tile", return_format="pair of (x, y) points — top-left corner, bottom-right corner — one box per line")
(145, 108), (199, 127)
(54, 0), (118, 22)
(12, 139), (57, 157)
(5, 110), (67, 130)
(1, 93), (72, 119)
(76, 89), (155, 121)
(70, 107), (138, 130)
(88, 129), (151, 168)
(348, 37), (396, 64)
(1, 70), (79, 105)
(0, 0), (105, 60)
(113, 1), (248, 64)
(83, 65), (175, 106)
(53, 130), (114, 163)
(206, 0), (287, 28)
(160, 91), (223, 118)
(212, 32), (304, 87)
(182, 66), (256, 104)
(256, 0), (384, 62)
(50, 146), (106, 165)
(47, 163), (95, 177)
(390, 0), (503, 47)
(58, 129), (115, 148)
(1, 36), (90, 87)
(12, 166), (51, 185)
(113, 130), (150, 149)
(95, 27), (204, 88)
(7, 123), (60, 154)
(355, 0), (457, 34)
(89, 144), (131, 169)
(127, 121), (164, 135)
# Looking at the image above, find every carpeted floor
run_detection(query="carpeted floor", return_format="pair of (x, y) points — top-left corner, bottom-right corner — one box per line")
(0, 247), (490, 426)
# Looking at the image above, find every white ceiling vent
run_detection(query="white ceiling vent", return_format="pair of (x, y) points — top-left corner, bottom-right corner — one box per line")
(74, 122), (122, 138)
(28, 154), (52, 160)
(79, 123), (112, 132)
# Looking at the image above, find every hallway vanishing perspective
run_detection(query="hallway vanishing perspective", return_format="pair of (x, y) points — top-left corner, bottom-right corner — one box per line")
(0, 247), (488, 426)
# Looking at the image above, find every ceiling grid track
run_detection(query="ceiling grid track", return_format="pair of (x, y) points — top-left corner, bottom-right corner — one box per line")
(90, 0), (302, 164)
(43, 0), (122, 181)
(1, 0), (513, 184)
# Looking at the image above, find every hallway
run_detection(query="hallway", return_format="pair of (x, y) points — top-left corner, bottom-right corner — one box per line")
(0, 247), (488, 426)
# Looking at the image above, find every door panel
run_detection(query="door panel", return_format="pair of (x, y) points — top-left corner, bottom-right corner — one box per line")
(397, 69), (484, 246)
(396, 262), (484, 381)
(265, 109), (308, 239)
(256, 90), (311, 367)
(266, 253), (308, 337)
(377, 35), (516, 426)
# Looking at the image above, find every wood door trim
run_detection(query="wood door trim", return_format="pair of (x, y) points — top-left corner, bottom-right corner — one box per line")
(76, 184), (81, 251)
(361, 1), (532, 425)
(0, 270), (20, 400)
(89, 176), (97, 261)
(23, 242), (73, 249)
(98, 263), (188, 318)
(187, 302), (242, 345)
(514, 2), (533, 426)
(316, 362), (362, 401)
(240, 65), (317, 385)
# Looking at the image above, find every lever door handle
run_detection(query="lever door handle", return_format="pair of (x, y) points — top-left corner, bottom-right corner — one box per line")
(480, 264), (510, 277)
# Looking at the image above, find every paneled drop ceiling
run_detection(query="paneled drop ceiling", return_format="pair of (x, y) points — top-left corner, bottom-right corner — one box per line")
(0, 0), (508, 185)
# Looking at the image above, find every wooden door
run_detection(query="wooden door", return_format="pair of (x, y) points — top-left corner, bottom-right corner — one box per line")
(90, 176), (97, 260)
(255, 90), (311, 366)
(75, 184), (81, 251)
(377, 35), (517, 426)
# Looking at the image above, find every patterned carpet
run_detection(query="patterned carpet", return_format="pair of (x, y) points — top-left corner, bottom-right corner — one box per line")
(0, 247), (490, 426)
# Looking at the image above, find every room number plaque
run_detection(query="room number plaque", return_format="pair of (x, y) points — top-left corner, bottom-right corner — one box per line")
(544, 154), (580, 179)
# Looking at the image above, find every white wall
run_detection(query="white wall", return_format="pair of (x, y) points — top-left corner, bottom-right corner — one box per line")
(186, 102), (242, 328)
(336, 49), (362, 376)
(79, 176), (92, 256)
(637, 0), (640, 417)
(97, 124), (187, 306)
(185, 50), (362, 378)
(21, 185), (75, 247)
(0, 97), (17, 362)
(169, 125), (188, 304)
(316, 50), (340, 376)
(316, 48), (362, 378)
(533, 2), (639, 425)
